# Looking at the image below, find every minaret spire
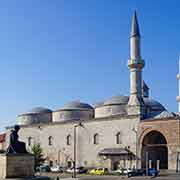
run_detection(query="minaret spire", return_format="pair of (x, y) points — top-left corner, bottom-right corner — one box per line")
(127, 11), (145, 118)
(131, 10), (140, 38)
(177, 56), (180, 112)
(142, 81), (149, 98)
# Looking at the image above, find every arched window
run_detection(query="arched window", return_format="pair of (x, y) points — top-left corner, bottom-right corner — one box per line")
(67, 135), (71, 146)
(116, 132), (121, 144)
(48, 136), (53, 146)
(28, 136), (32, 146)
(93, 133), (99, 145)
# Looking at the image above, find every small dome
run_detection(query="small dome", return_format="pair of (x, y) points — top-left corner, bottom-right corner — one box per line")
(22, 107), (52, 115)
(18, 107), (52, 125)
(53, 101), (94, 122)
(103, 96), (129, 106)
(61, 101), (93, 110)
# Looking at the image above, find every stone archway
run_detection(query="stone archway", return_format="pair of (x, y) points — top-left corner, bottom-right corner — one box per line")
(141, 130), (168, 169)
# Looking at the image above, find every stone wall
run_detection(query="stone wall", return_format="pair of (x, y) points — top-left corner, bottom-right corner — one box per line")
(6, 115), (139, 169)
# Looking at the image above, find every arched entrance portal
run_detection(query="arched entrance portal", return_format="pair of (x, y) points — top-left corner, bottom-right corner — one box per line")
(141, 130), (168, 169)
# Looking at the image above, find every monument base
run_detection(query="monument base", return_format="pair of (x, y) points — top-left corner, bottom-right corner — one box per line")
(0, 154), (35, 179)
(0, 176), (50, 180)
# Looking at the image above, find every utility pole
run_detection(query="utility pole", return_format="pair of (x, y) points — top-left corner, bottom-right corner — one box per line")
(73, 122), (84, 178)
(132, 127), (138, 169)
(146, 151), (149, 176)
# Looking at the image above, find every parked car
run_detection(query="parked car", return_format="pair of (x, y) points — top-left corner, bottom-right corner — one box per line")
(127, 168), (158, 177)
(89, 168), (108, 175)
(36, 165), (51, 172)
(66, 166), (87, 174)
(147, 168), (159, 176)
(122, 168), (133, 176)
(50, 165), (63, 173)
(110, 168), (124, 175)
(127, 169), (145, 177)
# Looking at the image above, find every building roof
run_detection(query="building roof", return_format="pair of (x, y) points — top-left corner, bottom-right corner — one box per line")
(99, 148), (131, 155)
(152, 111), (175, 119)
(0, 133), (5, 143)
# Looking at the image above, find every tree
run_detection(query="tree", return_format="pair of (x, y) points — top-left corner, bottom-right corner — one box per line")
(31, 143), (46, 169)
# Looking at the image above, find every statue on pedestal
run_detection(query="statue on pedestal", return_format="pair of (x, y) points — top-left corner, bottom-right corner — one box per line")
(6, 125), (27, 154)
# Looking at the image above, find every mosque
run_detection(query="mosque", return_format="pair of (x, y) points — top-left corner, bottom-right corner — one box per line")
(4, 11), (180, 171)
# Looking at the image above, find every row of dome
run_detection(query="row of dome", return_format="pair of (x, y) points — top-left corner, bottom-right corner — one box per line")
(18, 95), (166, 125)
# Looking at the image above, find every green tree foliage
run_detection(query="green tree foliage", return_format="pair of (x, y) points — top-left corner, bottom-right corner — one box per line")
(31, 143), (46, 169)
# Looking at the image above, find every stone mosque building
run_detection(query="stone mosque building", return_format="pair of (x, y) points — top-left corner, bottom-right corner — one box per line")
(4, 11), (180, 171)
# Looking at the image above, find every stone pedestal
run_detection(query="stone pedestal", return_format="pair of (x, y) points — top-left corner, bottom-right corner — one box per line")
(0, 153), (34, 178)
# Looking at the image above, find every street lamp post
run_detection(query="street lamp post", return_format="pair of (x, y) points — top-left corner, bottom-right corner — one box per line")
(73, 122), (84, 178)
(132, 127), (138, 169)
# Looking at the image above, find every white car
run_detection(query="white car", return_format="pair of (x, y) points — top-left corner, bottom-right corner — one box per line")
(114, 169), (124, 174)
(50, 165), (63, 173)
(123, 168), (133, 176)
(66, 167), (87, 174)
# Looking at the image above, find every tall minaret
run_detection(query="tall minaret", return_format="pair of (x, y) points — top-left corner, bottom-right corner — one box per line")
(177, 57), (180, 112)
(128, 11), (145, 117)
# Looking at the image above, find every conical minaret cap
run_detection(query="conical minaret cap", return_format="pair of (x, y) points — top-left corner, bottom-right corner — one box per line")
(142, 81), (149, 90)
(131, 10), (141, 37)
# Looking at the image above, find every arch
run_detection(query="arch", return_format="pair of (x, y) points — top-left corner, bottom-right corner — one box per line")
(48, 136), (53, 146)
(116, 132), (122, 144)
(93, 133), (99, 145)
(141, 130), (168, 169)
(67, 134), (71, 146)
(139, 128), (169, 146)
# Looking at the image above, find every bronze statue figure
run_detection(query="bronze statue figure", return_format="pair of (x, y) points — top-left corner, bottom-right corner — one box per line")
(6, 125), (27, 154)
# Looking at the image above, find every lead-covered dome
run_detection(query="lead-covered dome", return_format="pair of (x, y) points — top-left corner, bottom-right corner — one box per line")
(103, 96), (129, 105)
(143, 98), (166, 119)
(95, 95), (129, 118)
(144, 98), (165, 110)
(18, 107), (52, 125)
(53, 101), (94, 122)
(62, 101), (93, 110)
(24, 107), (52, 114)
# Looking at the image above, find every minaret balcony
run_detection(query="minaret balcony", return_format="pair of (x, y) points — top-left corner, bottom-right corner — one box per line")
(128, 59), (145, 69)
(177, 74), (180, 79)
(176, 96), (180, 102)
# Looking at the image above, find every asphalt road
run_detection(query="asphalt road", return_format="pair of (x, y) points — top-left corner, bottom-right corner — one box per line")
(38, 172), (180, 180)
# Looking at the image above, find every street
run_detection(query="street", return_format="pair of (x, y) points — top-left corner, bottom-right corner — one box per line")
(38, 172), (180, 180)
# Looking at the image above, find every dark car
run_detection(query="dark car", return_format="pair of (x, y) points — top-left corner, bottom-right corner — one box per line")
(77, 166), (88, 174)
(147, 168), (159, 176)
(36, 165), (51, 172)
(66, 166), (88, 174)
(127, 169), (145, 177)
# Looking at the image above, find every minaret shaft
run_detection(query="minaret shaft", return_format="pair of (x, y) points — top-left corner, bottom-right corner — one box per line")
(128, 11), (145, 117)
(130, 68), (142, 96)
(177, 58), (180, 112)
(130, 37), (141, 59)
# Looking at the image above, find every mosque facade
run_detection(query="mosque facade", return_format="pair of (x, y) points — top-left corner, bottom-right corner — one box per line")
(4, 12), (180, 171)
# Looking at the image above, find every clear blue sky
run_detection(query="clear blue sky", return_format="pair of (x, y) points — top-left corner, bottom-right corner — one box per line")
(0, 0), (180, 131)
